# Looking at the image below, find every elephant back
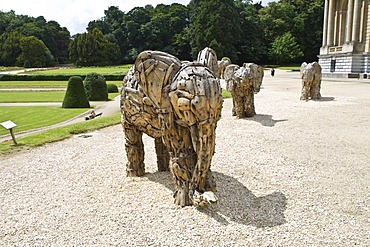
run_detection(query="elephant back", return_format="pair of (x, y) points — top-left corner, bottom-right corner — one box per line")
(169, 63), (223, 126)
(197, 47), (219, 77)
(134, 50), (182, 108)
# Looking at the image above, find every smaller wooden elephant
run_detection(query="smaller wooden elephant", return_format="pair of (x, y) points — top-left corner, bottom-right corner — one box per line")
(197, 47), (219, 77)
(224, 64), (256, 118)
(243, 63), (264, 93)
(300, 62), (322, 100)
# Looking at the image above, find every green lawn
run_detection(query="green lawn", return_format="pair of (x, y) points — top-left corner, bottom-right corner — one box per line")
(0, 81), (68, 88)
(0, 91), (120, 102)
(26, 65), (132, 76)
(0, 80), (122, 89)
(0, 113), (122, 155)
(0, 106), (89, 136)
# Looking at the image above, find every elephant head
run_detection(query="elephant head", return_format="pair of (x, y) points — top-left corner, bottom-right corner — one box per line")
(243, 63), (264, 93)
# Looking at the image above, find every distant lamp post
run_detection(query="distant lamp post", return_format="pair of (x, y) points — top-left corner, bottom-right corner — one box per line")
(1, 120), (18, 144)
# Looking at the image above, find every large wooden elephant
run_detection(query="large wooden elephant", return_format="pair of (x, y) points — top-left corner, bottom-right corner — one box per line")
(224, 63), (256, 118)
(120, 50), (223, 207)
(300, 62), (322, 100)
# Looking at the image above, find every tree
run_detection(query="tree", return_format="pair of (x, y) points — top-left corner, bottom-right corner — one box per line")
(270, 32), (303, 64)
(69, 28), (120, 66)
(1, 31), (22, 66)
(188, 0), (241, 62)
(16, 36), (54, 67)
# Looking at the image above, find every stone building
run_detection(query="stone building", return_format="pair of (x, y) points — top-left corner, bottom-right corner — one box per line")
(318, 0), (370, 77)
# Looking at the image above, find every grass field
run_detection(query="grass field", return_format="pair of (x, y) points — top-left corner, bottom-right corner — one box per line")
(26, 65), (132, 76)
(0, 113), (122, 155)
(0, 106), (89, 136)
(0, 91), (120, 103)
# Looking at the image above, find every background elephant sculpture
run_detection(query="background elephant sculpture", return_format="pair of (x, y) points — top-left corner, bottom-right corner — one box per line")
(217, 59), (231, 79)
(224, 63), (259, 118)
(197, 47), (219, 77)
(300, 62), (322, 100)
(121, 50), (223, 207)
(243, 63), (264, 93)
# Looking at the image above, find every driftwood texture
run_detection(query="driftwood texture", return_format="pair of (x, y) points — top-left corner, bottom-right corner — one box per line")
(217, 59), (231, 79)
(121, 50), (223, 207)
(243, 63), (264, 93)
(224, 63), (261, 118)
(300, 62), (322, 100)
(197, 47), (219, 77)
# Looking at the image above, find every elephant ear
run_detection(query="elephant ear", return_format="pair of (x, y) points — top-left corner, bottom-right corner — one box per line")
(134, 50), (182, 108)
(300, 62), (308, 79)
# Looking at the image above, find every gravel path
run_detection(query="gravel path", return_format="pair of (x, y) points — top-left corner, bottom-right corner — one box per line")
(1, 71), (370, 246)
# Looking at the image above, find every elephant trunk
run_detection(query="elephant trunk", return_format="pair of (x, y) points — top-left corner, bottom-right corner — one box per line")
(189, 121), (218, 206)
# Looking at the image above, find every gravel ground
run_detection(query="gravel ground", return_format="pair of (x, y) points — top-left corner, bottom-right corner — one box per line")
(1, 70), (370, 246)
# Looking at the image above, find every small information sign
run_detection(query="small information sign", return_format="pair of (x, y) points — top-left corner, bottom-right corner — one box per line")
(1, 120), (17, 130)
(1, 120), (18, 144)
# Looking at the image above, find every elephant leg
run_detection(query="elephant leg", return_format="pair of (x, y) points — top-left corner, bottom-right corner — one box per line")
(300, 83), (309, 100)
(232, 97), (237, 116)
(123, 122), (145, 177)
(243, 88), (256, 117)
(233, 93), (245, 118)
(311, 80), (321, 100)
(154, 137), (170, 172)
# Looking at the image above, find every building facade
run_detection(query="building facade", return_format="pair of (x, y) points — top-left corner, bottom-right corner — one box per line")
(318, 0), (370, 77)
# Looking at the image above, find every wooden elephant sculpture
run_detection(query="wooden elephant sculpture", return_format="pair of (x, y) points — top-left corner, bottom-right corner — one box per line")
(121, 50), (223, 207)
(300, 62), (322, 100)
(217, 59), (231, 79)
(243, 63), (264, 93)
(197, 47), (219, 77)
(224, 63), (256, 118)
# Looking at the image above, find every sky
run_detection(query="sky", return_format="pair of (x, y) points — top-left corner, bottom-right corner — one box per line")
(0, 0), (276, 35)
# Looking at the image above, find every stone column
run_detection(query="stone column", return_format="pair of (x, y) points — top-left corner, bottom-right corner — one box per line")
(346, 0), (354, 43)
(322, 0), (329, 46)
(327, 0), (335, 46)
(352, 0), (361, 42)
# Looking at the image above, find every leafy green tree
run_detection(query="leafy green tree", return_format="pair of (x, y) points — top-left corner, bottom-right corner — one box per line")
(188, 0), (241, 62)
(69, 28), (120, 66)
(235, 0), (267, 63)
(270, 32), (303, 64)
(62, 76), (90, 108)
(1, 31), (22, 66)
(16, 36), (54, 67)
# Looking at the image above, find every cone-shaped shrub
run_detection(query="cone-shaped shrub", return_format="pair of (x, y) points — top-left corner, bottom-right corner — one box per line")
(84, 72), (108, 101)
(62, 76), (90, 108)
(107, 83), (119, 93)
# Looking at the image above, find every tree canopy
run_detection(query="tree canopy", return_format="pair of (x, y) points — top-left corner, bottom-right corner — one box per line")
(0, 0), (324, 66)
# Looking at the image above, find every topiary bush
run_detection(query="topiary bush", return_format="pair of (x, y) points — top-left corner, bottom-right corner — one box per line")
(107, 83), (119, 93)
(62, 76), (90, 108)
(84, 72), (108, 101)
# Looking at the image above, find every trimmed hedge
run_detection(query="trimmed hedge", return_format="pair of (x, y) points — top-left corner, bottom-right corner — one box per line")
(62, 76), (90, 108)
(84, 73), (108, 101)
(0, 74), (125, 81)
(107, 83), (119, 93)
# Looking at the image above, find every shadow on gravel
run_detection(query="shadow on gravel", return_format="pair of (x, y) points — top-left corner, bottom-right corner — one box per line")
(245, 114), (288, 127)
(315, 96), (335, 102)
(146, 171), (287, 228)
